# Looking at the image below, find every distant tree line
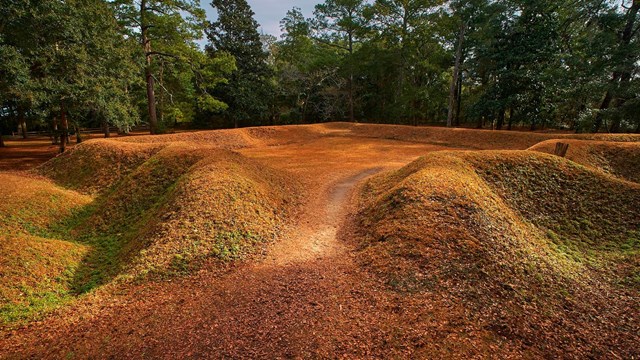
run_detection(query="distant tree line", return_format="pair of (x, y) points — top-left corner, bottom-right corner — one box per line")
(1, 0), (639, 150)
(0, 0), (235, 151)
(268, 0), (640, 132)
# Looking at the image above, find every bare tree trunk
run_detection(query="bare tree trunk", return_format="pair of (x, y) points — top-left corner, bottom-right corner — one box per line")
(141, 0), (157, 135)
(447, 22), (465, 127)
(348, 74), (354, 122)
(348, 30), (355, 123)
(455, 73), (462, 126)
(18, 107), (27, 139)
(0, 130), (5, 147)
(609, 96), (628, 132)
(145, 60), (157, 134)
(593, 89), (613, 133)
(496, 109), (505, 130)
(609, 118), (621, 133)
(508, 108), (514, 130)
(52, 117), (59, 145)
(158, 60), (164, 126)
(60, 104), (68, 153)
(302, 93), (310, 124)
(75, 124), (83, 144)
(102, 118), (110, 138)
(531, 117), (537, 131)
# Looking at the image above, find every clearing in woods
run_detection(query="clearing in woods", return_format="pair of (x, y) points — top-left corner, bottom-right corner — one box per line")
(0, 123), (639, 359)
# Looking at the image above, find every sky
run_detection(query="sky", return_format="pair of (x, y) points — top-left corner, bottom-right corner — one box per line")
(200, 0), (318, 38)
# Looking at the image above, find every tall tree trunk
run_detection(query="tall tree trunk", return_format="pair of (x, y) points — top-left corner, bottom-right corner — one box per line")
(18, 107), (27, 139)
(593, 2), (639, 133)
(60, 104), (68, 153)
(609, 95), (628, 132)
(145, 59), (157, 134)
(609, 118), (621, 133)
(348, 30), (355, 123)
(496, 108), (505, 130)
(0, 130), (5, 147)
(508, 108), (514, 130)
(455, 73), (463, 127)
(158, 60), (164, 126)
(447, 22), (465, 127)
(20, 121), (27, 139)
(101, 117), (110, 138)
(593, 88), (614, 133)
(75, 124), (83, 144)
(141, 0), (157, 135)
(52, 117), (59, 145)
(302, 93), (310, 124)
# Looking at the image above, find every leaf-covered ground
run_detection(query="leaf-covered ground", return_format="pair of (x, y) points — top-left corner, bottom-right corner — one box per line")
(0, 123), (638, 358)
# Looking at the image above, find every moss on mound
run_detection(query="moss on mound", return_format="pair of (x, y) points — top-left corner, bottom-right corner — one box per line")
(31, 140), (298, 287)
(355, 150), (639, 358)
(529, 139), (640, 183)
(126, 149), (299, 278)
(0, 174), (92, 325)
(0, 235), (89, 324)
(38, 140), (165, 195)
(324, 122), (640, 150)
(2, 137), (300, 325)
(0, 173), (92, 235)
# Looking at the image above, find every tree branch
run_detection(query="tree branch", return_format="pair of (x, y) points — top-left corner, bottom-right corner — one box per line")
(313, 36), (349, 51)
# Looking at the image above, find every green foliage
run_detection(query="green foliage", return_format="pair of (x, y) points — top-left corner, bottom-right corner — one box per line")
(206, 0), (275, 127)
(0, 0), (140, 134)
(2, 0), (638, 132)
(267, 0), (640, 131)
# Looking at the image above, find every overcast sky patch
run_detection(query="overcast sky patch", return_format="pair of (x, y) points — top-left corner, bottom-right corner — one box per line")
(200, 0), (317, 39)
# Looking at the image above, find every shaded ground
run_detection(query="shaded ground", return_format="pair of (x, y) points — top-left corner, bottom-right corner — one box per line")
(0, 138), (62, 172)
(0, 133), (142, 172)
(0, 124), (638, 359)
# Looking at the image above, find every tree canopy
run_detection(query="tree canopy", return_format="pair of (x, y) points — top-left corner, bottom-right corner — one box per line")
(1, 0), (639, 139)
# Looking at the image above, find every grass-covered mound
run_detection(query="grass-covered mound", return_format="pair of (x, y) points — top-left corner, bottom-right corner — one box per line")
(0, 173), (92, 324)
(0, 235), (88, 324)
(0, 173), (92, 234)
(58, 142), (299, 281)
(42, 140), (295, 280)
(529, 139), (640, 183)
(38, 140), (165, 194)
(355, 151), (639, 358)
(323, 122), (640, 150)
(1, 138), (300, 325)
(127, 148), (299, 278)
(113, 124), (326, 149)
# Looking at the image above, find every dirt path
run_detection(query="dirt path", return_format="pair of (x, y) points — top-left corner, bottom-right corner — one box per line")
(1, 137), (527, 359)
(267, 167), (381, 266)
(0, 167), (400, 359)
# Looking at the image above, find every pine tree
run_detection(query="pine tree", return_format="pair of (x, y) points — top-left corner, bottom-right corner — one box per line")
(313, 0), (367, 122)
(114, 0), (206, 134)
(207, 0), (274, 128)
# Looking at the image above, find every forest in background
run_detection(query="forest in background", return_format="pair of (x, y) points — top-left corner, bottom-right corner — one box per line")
(1, 0), (639, 147)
